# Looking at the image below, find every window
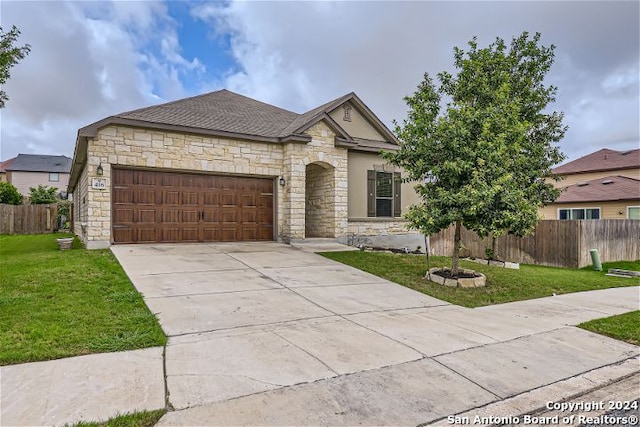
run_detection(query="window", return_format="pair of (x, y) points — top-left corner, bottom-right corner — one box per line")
(49, 172), (59, 182)
(558, 208), (600, 220)
(628, 206), (640, 220)
(367, 170), (401, 217)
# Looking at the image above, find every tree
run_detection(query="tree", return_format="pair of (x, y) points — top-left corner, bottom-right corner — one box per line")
(385, 32), (566, 276)
(0, 181), (23, 205)
(29, 185), (58, 204)
(0, 25), (31, 108)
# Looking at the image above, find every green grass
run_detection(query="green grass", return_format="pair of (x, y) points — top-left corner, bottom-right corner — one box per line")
(320, 251), (639, 308)
(0, 234), (166, 365)
(69, 409), (166, 427)
(579, 311), (640, 346)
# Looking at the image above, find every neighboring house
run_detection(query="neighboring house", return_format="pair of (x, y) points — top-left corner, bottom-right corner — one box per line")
(4, 154), (72, 197)
(68, 89), (422, 249)
(0, 157), (16, 182)
(539, 148), (640, 220)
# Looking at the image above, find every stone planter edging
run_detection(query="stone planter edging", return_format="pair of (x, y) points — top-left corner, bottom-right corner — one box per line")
(465, 258), (520, 269)
(426, 267), (486, 288)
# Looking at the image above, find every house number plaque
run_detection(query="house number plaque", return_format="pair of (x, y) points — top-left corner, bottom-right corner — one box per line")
(91, 178), (107, 190)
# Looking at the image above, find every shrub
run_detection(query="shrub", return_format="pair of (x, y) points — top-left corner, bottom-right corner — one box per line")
(57, 199), (71, 229)
(29, 185), (58, 204)
(0, 181), (23, 205)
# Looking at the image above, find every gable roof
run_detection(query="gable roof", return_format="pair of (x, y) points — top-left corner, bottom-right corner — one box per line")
(555, 175), (640, 203)
(6, 154), (72, 173)
(553, 148), (640, 175)
(78, 89), (398, 147)
(70, 89), (399, 192)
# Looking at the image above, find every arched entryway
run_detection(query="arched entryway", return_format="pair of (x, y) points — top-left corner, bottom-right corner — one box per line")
(305, 162), (335, 238)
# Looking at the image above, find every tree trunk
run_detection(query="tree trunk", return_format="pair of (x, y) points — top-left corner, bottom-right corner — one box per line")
(491, 235), (497, 261)
(424, 234), (431, 277)
(452, 220), (462, 276)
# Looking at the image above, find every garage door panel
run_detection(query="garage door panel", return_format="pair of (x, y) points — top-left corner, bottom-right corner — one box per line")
(182, 209), (199, 223)
(114, 208), (134, 223)
(138, 209), (157, 223)
(162, 209), (180, 223)
(201, 227), (221, 241)
(182, 191), (199, 205)
(203, 192), (220, 206)
(137, 228), (158, 243)
(136, 189), (158, 204)
(112, 169), (274, 244)
(203, 209), (220, 222)
(180, 228), (199, 242)
(221, 228), (238, 241)
(113, 227), (133, 244)
(163, 191), (180, 205)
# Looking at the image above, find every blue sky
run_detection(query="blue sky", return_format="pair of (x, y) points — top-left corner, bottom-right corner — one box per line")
(1, 1), (638, 164)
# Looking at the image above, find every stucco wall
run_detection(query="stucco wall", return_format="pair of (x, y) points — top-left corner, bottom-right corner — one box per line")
(555, 168), (640, 187)
(347, 151), (420, 218)
(328, 103), (385, 141)
(539, 200), (640, 219)
(9, 171), (70, 196)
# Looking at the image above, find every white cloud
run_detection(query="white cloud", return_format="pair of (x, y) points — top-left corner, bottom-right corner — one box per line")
(0, 0), (202, 160)
(1, 0), (637, 165)
(192, 1), (639, 162)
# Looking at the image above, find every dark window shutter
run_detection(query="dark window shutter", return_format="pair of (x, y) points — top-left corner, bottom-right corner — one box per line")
(367, 170), (376, 217)
(393, 172), (401, 217)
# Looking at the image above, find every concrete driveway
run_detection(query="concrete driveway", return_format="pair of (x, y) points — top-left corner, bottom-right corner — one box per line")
(111, 243), (640, 426)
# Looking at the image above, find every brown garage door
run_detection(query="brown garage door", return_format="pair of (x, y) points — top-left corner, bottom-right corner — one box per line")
(112, 169), (274, 244)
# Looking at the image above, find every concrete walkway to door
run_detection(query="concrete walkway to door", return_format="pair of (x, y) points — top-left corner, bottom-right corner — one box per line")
(1, 242), (637, 426)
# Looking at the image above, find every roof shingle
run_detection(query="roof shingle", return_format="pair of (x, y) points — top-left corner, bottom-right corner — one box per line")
(555, 175), (640, 203)
(553, 148), (640, 175)
(6, 154), (72, 173)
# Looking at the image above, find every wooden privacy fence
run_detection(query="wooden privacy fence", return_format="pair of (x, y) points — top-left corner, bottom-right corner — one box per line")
(430, 219), (640, 269)
(0, 204), (58, 234)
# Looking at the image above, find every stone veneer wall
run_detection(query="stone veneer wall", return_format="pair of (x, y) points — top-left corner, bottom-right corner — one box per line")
(72, 165), (89, 239)
(305, 163), (335, 237)
(282, 122), (348, 240)
(82, 125), (285, 247)
(343, 219), (424, 251)
(79, 121), (349, 246)
(347, 219), (413, 235)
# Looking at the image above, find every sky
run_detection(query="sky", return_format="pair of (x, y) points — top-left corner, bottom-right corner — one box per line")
(0, 1), (638, 165)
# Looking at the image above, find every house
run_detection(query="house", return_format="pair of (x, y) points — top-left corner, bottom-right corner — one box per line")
(68, 90), (422, 249)
(539, 148), (640, 220)
(0, 157), (16, 182)
(3, 154), (72, 197)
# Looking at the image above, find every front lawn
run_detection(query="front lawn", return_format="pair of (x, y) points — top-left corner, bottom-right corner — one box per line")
(579, 311), (640, 346)
(320, 251), (639, 308)
(0, 234), (166, 365)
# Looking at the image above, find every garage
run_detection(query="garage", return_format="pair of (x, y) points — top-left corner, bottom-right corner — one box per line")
(112, 169), (274, 244)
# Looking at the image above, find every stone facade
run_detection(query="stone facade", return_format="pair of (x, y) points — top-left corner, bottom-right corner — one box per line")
(305, 163), (336, 238)
(73, 116), (429, 248)
(74, 121), (357, 247)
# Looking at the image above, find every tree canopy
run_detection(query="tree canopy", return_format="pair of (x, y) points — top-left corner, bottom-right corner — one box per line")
(385, 32), (566, 275)
(0, 25), (31, 108)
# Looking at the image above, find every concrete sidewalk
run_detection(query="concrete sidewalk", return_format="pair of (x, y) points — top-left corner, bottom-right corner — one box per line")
(1, 242), (638, 426)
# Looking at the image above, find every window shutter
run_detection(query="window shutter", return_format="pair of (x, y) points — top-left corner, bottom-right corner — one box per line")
(393, 172), (402, 217)
(367, 170), (376, 217)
